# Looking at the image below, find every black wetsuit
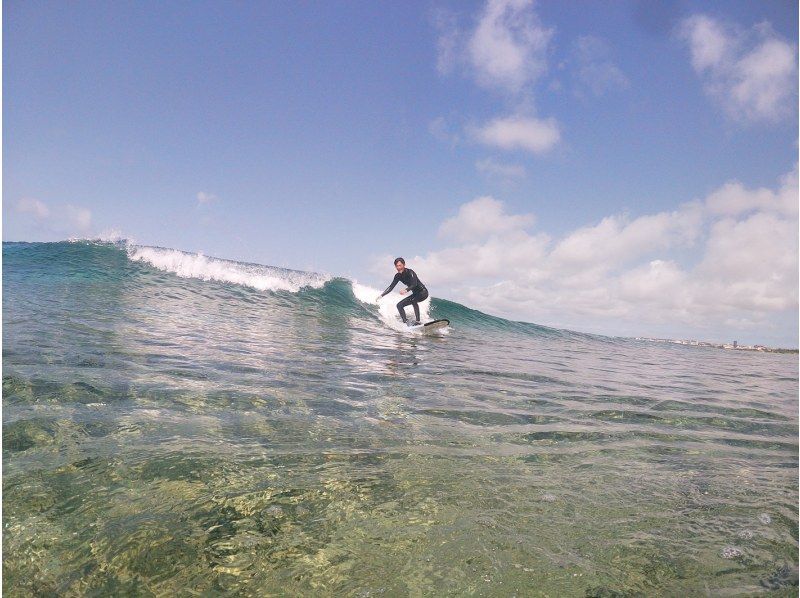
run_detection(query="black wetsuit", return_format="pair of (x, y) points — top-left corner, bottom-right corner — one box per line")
(380, 268), (429, 323)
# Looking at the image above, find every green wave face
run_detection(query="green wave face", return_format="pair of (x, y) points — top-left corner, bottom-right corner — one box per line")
(2, 240), (570, 336)
(3, 241), (798, 597)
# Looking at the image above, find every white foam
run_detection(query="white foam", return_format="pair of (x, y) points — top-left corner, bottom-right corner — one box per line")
(99, 229), (128, 243)
(127, 245), (329, 293)
(352, 281), (433, 333)
(68, 230), (132, 245)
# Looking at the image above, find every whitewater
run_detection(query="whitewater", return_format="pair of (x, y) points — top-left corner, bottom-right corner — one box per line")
(3, 241), (798, 596)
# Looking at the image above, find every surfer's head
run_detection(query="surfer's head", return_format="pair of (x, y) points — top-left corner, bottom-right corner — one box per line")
(394, 257), (405, 273)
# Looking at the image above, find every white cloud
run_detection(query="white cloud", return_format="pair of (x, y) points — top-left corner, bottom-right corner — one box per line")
(433, 0), (561, 155)
(469, 114), (560, 154)
(467, 0), (554, 95)
(696, 211), (797, 312)
(679, 14), (797, 123)
(12, 198), (92, 233)
(476, 157), (526, 179)
(681, 14), (731, 72)
(618, 260), (689, 305)
(731, 36), (797, 122)
(550, 205), (703, 272)
(391, 167), (798, 343)
(15, 198), (51, 219)
(573, 35), (629, 96)
(197, 191), (217, 205)
(411, 228), (550, 286)
(438, 196), (535, 242)
(705, 167), (798, 217)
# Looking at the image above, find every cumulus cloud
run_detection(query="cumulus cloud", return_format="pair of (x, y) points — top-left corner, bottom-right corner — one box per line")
(386, 167), (797, 343)
(678, 14), (798, 123)
(696, 210), (797, 312)
(469, 115), (561, 154)
(12, 198), (92, 233)
(618, 260), (688, 305)
(15, 198), (51, 220)
(438, 196), (535, 243)
(550, 205), (703, 273)
(705, 168), (798, 217)
(467, 0), (554, 95)
(435, 0), (553, 94)
(433, 0), (560, 155)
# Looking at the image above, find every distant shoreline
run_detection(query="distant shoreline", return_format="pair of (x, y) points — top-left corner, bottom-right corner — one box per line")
(634, 337), (798, 354)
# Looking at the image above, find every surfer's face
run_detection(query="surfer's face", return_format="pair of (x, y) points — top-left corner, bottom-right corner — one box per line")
(395, 262), (405, 273)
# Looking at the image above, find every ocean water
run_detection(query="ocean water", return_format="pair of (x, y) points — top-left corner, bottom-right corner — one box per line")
(3, 240), (798, 596)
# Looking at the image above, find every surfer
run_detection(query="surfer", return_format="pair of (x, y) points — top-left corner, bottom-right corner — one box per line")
(376, 257), (429, 325)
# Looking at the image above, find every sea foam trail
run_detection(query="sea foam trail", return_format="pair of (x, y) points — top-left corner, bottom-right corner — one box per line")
(352, 281), (437, 333)
(127, 245), (329, 293)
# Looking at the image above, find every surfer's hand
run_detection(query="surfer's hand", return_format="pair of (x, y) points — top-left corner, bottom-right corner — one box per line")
(375, 295), (382, 303)
(400, 289), (407, 295)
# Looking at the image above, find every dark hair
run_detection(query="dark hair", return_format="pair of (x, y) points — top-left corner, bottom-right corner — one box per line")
(394, 257), (405, 265)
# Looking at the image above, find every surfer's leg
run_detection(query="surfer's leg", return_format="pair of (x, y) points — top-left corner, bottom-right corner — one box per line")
(398, 289), (427, 324)
(409, 289), (427, 323)
(396, 298), (410, 322)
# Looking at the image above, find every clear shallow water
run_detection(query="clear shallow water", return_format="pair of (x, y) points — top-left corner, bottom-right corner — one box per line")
(3, 241), (798, 596)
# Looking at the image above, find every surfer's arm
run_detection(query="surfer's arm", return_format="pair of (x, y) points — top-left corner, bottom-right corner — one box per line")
(380, 274), (401, 297)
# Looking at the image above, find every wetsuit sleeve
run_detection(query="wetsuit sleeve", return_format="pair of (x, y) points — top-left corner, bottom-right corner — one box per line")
(403, 269), (419, 292)
(380, 273), (401, 297)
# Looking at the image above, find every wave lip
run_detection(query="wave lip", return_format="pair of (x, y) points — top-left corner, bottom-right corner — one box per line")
(126, 245), (329, 293)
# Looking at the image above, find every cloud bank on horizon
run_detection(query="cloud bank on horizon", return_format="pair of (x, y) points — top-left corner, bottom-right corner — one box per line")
(407, 0), (798, 343)
(376, 164), (797, 343)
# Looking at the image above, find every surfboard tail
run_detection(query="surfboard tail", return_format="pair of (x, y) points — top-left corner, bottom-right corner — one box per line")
(423, 318), (450, 330)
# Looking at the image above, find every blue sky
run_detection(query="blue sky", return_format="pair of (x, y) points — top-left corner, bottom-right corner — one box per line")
(4, 0), (798, 345)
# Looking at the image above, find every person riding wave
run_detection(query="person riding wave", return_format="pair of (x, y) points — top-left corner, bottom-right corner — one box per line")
(376, 257), (428, 325)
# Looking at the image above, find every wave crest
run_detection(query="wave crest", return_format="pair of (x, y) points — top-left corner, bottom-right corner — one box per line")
(127, 245), (329, 293)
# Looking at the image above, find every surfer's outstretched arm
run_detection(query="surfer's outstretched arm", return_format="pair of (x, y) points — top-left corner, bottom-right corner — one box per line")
(379, 273), (401, 298)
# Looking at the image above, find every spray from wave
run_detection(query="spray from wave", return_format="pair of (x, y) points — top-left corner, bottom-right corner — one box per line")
(126, 245), (330, 293)
(351, 281), (439, 333)
(67, 235), (329, 294)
